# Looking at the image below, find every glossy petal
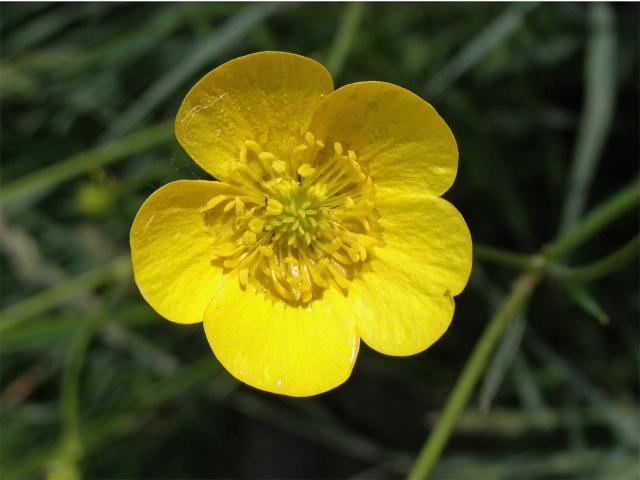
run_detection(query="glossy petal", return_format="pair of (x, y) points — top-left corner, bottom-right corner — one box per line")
(175, 51), (334, 180)
(351, 193), (472, 356)
(203, 278), (359, 397)
(309, 81), (458, 196)
(130, 180), (240, 324)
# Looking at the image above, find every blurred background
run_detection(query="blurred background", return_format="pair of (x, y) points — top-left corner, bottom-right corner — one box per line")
(1, 2), (638, 479)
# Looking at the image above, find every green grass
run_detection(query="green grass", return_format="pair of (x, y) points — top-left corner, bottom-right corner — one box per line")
(1, 3), (638, 479)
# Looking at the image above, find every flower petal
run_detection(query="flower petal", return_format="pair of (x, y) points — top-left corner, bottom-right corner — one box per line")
(351, 193), (472, 356)
(130, 180), (240, 324)
(175, 51), (334, 180)
(203, 278), (359, 397)
(309, 81), (458, 196)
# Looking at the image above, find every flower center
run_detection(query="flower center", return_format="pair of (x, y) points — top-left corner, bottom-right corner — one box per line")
(201, 132), (378, 304)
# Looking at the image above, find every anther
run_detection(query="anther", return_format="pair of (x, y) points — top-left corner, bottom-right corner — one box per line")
(239, 269), (249, 286)
(244, 140), (262, 154)
(298, 164), (316, 178)
(293, 144), (308, 155)
(259, 152), (276, 162)
(272, 160), (287, 174)
(305, 132), (315, 145)
(234, 197), (245, 214)
(266, 198), (283, 215)
(242, 231), (257, 247)
(199, 194), (228, 212)
(223, 199), (236, 213)
(249, 217), (264, 233)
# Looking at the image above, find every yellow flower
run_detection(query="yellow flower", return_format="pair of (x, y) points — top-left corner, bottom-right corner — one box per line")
(130, 51), (472, 397)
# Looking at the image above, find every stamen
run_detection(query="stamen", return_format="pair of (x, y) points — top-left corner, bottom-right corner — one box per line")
(298, 164), (316, 178)
(266, 199), (283, 215)
(203, 132), (378, 304)
(249, 217), (264, 233)
(272, 160), (287, 174)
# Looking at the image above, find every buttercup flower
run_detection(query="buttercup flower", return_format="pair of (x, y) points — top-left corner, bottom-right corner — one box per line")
(130, 51), (472, 397)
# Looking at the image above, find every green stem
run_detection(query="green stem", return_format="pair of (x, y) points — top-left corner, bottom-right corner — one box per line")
(61, 321), (95, 439)
(0, 122), (172, 207)
(550, 236), (640, 283)
(474, 244), (537, 270)
(0, 255), (131, 333)
(408, 181), (640, 479)
(545, 180), (640, 260)
(407, 273), (541, 480)
(49, 319), (97, 480)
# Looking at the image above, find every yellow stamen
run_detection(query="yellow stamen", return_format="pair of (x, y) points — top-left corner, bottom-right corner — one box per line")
(203, 132), (378, 304)
(297, 164), (316, 178)
(272, 160), (287, 174)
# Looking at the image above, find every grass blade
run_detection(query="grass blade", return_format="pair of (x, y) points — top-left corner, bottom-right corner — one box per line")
(0, 256), (131, 334)
(0, 122), (172, 209)
(527, 332), (640, 446)
(325, 3), (365, 79)
(563, 283), (609, 324)
(560, 3), (617, 232)
(425, 3), (537, 97)
(478, 310), (527, 412)
(106, 3), (278, 139)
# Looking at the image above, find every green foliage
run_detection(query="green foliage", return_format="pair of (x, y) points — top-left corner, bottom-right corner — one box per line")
(1, 3), (638, 479)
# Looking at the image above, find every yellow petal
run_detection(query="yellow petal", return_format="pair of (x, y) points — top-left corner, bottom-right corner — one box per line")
(351, 193), (472, 356)
(309, 81), (458, 196)
(175, 51), (334, 180)
(203, 278), (359, 397)
(130, 180), (240, 324)
(377, 192), (472, 296)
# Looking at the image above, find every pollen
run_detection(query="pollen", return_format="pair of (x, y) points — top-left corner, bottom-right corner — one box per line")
(202, 135), (378, 304)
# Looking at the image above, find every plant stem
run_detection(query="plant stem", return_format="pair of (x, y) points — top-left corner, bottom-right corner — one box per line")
(408, 181), (640, 479)
(545, 180), (639, 260)
(474, 244), (537, 270)
(0, 255), (131, 333)
(407, 272), (541, 480)
(49, 319), (98, 480)
(550, 236), (640, 283)
(0, 122), (172, 208)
